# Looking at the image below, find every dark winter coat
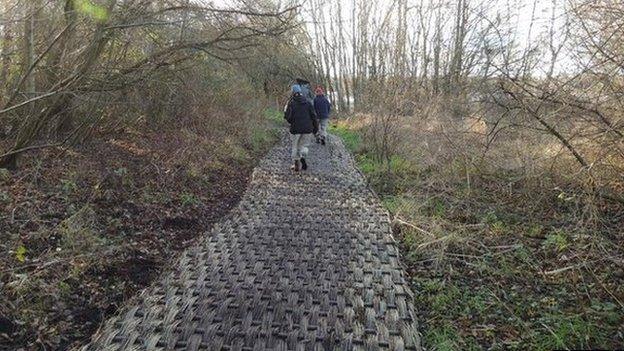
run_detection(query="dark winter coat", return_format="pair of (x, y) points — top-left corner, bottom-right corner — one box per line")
(284, 94), (318, 134)
(314, 95), (331, 119)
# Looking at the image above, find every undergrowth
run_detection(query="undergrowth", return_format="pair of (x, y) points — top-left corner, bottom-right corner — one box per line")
(0, 108), (280, 350)
(332, 116), (624, 350)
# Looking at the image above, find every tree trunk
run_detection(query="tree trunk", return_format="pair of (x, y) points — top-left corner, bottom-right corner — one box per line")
(22, 2), (36, 105)
(0, 2), (13, 100)
(52, 0), (78, 137)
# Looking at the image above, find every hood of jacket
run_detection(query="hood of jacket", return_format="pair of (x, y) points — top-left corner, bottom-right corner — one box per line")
(291, 94), (308, 104)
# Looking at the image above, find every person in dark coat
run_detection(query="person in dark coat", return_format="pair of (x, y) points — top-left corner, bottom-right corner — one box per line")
(284, 85), (318, 171)
(313, 86), (331, 145)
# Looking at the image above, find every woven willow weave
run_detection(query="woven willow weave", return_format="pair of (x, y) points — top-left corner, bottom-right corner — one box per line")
(83, 134), (422, 351)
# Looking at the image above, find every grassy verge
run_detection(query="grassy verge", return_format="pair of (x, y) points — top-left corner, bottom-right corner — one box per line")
(330, 122), (361, 152)
(331, 118), (624, 350)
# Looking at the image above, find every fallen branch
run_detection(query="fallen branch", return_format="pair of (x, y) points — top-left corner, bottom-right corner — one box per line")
(0, 142), (64, 160)
(543, 264), (582, 276)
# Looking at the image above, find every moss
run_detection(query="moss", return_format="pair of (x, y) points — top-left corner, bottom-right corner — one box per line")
(0, 168), (11, 182)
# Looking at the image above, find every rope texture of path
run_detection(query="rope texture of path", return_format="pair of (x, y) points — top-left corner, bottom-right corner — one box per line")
(82, 133), (422, 351)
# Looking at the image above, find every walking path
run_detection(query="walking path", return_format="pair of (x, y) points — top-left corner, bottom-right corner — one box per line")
(83, 133), (421, 351)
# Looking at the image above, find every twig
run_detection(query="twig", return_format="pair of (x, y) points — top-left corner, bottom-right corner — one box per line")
(392, 216), (436, 237)
(104, 20), (183, 30)
(1, 116), (87, 160)
(157, 5), (300, 18)
(0, 143), (63, 159)
(585, 266), (624, 310)
(0, 91), (59, 115)
(1, 23), (72, 110)
(540, 322), (569, 350)
(543, 263), (584, 276)
(543, 255), (622, 276)
(417, 235), (451, 250)
(491, 245), (523, 256)
(487, 288), (531, 328)
(2, 246), (129, 275)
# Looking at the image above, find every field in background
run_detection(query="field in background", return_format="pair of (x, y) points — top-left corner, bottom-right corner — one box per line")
(331, 105), (624, 350)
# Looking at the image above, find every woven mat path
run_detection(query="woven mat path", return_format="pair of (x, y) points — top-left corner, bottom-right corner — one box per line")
(83, 133), (422, 351)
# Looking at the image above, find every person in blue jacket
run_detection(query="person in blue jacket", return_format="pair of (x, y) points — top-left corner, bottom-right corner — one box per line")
(313, 86), (331, 145)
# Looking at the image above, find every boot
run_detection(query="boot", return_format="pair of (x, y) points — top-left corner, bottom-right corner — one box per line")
(321, 136), (326, 145)
(293, 159), (301, 172)
(300, 158), (308, 170)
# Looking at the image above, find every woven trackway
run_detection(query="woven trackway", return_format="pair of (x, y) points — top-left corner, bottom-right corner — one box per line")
(83, 133), (422, 351)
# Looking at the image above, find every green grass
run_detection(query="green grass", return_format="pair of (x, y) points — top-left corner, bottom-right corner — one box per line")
(329, 123), (361, 152)
(427, 324), (463, 351)
(542, 230), (570, 252)
(243, 107), (282, 154)
(251, 128), (276, 153)
(263, 107), (285, 125)
(180, 193), (201, 207)
(412, 271), (617, 350)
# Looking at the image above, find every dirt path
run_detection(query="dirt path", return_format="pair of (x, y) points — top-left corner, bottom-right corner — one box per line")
(82, 133), (422, 350)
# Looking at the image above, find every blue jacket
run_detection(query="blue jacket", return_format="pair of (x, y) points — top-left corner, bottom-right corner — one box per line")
(314, 95), (331, 119)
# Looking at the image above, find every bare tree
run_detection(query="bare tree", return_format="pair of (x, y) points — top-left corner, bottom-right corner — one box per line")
(0, 0), (302, 169)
